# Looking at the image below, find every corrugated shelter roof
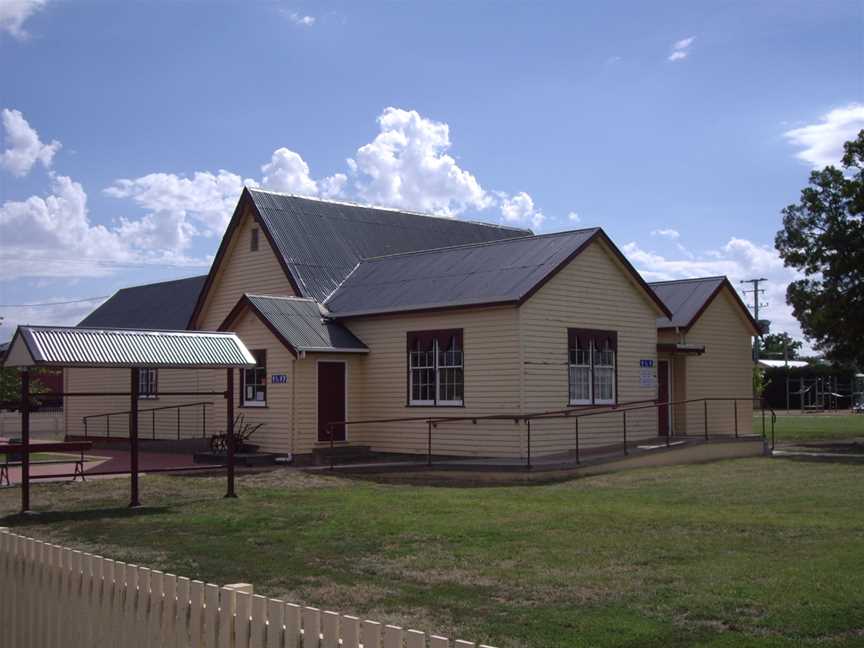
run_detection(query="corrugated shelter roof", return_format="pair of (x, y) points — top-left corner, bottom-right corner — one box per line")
(2, 326), (255, 368)
(79, 275), (207, 329)
(245, 189), (532, 302)
(221, 295), (367, 355)
(324, 228), (668, 318)
(649, 276), (759, 333)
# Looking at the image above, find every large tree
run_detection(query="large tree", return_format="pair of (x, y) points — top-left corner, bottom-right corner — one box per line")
(760, 332), (803, 360)
(776, 130), (864, 368)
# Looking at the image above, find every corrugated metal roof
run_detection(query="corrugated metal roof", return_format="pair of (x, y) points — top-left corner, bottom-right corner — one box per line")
(247, 190), (532, 301)
(648, 276), (726, 329)
(245, 295), (367, 353)
(3, 326), (256, 368)
(324, 229), (600, 317)
(79, 275), (207, 329)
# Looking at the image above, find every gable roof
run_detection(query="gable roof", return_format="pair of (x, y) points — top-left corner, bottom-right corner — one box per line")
(649, 276), (759, 333)
(189, 189), (532, 326)
(220, 294), (368, 356)
(79, 275), (207, 330)
(325, 228), (672, 318)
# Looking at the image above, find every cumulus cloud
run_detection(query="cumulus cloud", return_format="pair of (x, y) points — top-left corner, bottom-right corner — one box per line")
(499, 191), (544, 230)
(282, 10), (315, 26)
(260, 148), (318, 195)
(623, 237), (806, 344)
(668, 36), (695, 61)
(651, 228), (680, 240)
(350, 107), (493, 216)
(784, 104), (864, 169)
(0, 108), (61, 176)
(0, 0), (48, 40)
(568, 211), (581, 223)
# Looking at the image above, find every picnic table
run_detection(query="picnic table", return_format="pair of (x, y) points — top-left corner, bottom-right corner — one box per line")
(0, 441), (93, 486)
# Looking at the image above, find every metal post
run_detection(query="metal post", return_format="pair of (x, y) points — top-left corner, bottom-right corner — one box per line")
(574, 417), (580, 465)
(526, 419), (532, 469)
(202, 403), (206, 439)
(107, 414), (110, 439)
(734, 400), (739, 438)
(152, 409), (156, 440)
(83, 418), (88, 439)
(225, 368), (237, 499)
(761, 399), (766, 439)
(427, 419), (432, 467)
(129, 368), (140, 508)
(177, 407), (181, 441)
(21, 370), (31, 514)
(623, 410), (628, 455)
(703, 400), (708, 440)
(330, 425), (335, 470)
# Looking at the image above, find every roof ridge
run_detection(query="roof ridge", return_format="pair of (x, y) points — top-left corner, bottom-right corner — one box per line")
(358, 227), (602, 262)
(648, 275), (727, 286)
(247, 187), (532, 234)
(246, 293), (317, 303)
(115, 274), (207, 292)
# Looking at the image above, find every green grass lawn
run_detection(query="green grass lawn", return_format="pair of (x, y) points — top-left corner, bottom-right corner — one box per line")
(2, 459), (863, 647)
(754, 411), (864, 443)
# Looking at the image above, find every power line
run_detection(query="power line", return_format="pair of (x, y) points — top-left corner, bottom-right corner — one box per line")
(0, 296), (109, 308)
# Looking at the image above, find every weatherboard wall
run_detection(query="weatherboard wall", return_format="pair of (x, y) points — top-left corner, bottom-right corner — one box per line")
(520, 239), (661, 453)
(194, 207), (295, 331)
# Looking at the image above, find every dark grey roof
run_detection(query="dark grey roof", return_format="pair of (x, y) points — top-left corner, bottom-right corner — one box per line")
(648, 276), (727, 329)
(247, 189), (532, 302)
(324, 229), (601, 317)
(79, 276), (207, 330)
(242, 295), (367, 353)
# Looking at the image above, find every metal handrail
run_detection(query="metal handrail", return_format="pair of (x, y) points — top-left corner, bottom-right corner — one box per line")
(82, 400), (214, 440)
(325, 396), (763, 469)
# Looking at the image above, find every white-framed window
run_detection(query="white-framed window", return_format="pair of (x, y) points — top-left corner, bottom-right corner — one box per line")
(242, 349), (267, 406)
(408, 330), (464, 406)
(139, 368), (158, 399)
(568, 329), (617, 406)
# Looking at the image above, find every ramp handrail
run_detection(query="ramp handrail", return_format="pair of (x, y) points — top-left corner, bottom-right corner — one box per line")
(82, 400), (214, 441)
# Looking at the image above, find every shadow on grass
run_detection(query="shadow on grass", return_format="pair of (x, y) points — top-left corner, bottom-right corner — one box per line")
(1, 505), (171, 527)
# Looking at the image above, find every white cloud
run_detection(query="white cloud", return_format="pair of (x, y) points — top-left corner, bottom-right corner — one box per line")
(668, 36), (695, 62)
(282, 10), (315, 26)
(651, 228), (680, 240)
(350, 107), (493, 216)
(0, 0), (47, 40)
(0, 108), (61, 176)
(0, 297), (108, 342)
(568, 211), (581, 223)
(105, 169), (253, 245)
(500, 191), (545, 230)
(260, 148), (318, 196)
(623, 237), (806, 344)
(783, 104), (864, 169)
(0, 173), (133, 279)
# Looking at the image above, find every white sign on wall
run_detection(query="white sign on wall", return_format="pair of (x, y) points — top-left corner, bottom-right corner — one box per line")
(639, 359), (656, 388)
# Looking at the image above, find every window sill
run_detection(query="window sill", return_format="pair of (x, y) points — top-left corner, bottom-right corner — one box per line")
(241, 403), (268, 409)
(407, 403), (464, 408)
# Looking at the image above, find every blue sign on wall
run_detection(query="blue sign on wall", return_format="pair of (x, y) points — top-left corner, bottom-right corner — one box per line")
(639, 359), (654, 368)
(271, 374), (288, 384)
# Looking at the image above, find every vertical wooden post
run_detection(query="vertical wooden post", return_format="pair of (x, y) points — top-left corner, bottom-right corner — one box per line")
(734, 400), (739, 438)
(427, 419), (432, 467)
(226, 368), (237, 499)
(129, 368), (140, 508)
(574, 417), (580, 464)
(526, 419), (531, 469)
(704, 400), (709, 441)
(20, 369), (30, 514)
(622, 410), (628, 456)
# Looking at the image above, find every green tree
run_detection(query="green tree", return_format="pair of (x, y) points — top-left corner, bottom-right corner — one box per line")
(0, 367), (47, 407)
(760, 332), (803, 360)
(775, 130), (864, 368)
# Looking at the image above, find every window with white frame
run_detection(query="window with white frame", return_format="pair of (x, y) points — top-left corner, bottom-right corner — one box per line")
(568, 329), (617, 406)
(242, 349), (267, 406)
(139, 368), (158, 399)
(408, 330), (464, 406)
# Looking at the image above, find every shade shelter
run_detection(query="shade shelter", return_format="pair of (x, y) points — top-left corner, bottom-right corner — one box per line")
(2, 326), (256, 513)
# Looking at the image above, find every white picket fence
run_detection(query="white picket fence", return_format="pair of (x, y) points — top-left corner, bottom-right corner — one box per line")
(0, 528), (495, 648)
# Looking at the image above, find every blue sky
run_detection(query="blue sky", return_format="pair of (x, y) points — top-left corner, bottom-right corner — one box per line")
(1, 0), (862, 345)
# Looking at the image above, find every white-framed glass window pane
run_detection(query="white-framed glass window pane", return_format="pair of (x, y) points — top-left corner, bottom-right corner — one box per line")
(437, 335), (464, 405)
(568, 339), (591, 405)
(139, 368), (158, 399)
(243, 350), (267, 406)
(593, 342), (615, 404)
(409, 343), (436, 405)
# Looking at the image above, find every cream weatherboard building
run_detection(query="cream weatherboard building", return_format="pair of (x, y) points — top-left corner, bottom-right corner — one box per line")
(63, 189), (758, 461)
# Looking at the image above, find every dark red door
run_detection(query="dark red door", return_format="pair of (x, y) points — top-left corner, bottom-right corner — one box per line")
(318, 362), (346, 442)
(658, 360), (670, 436)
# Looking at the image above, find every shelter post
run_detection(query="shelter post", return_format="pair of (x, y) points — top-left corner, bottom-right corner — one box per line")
(226, 368), (237, 498)
(129, 368), (140, 507)
(20, 369), (30, 514)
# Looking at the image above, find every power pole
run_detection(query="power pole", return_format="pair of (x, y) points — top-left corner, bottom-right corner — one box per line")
(740, 278), (767, 361)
